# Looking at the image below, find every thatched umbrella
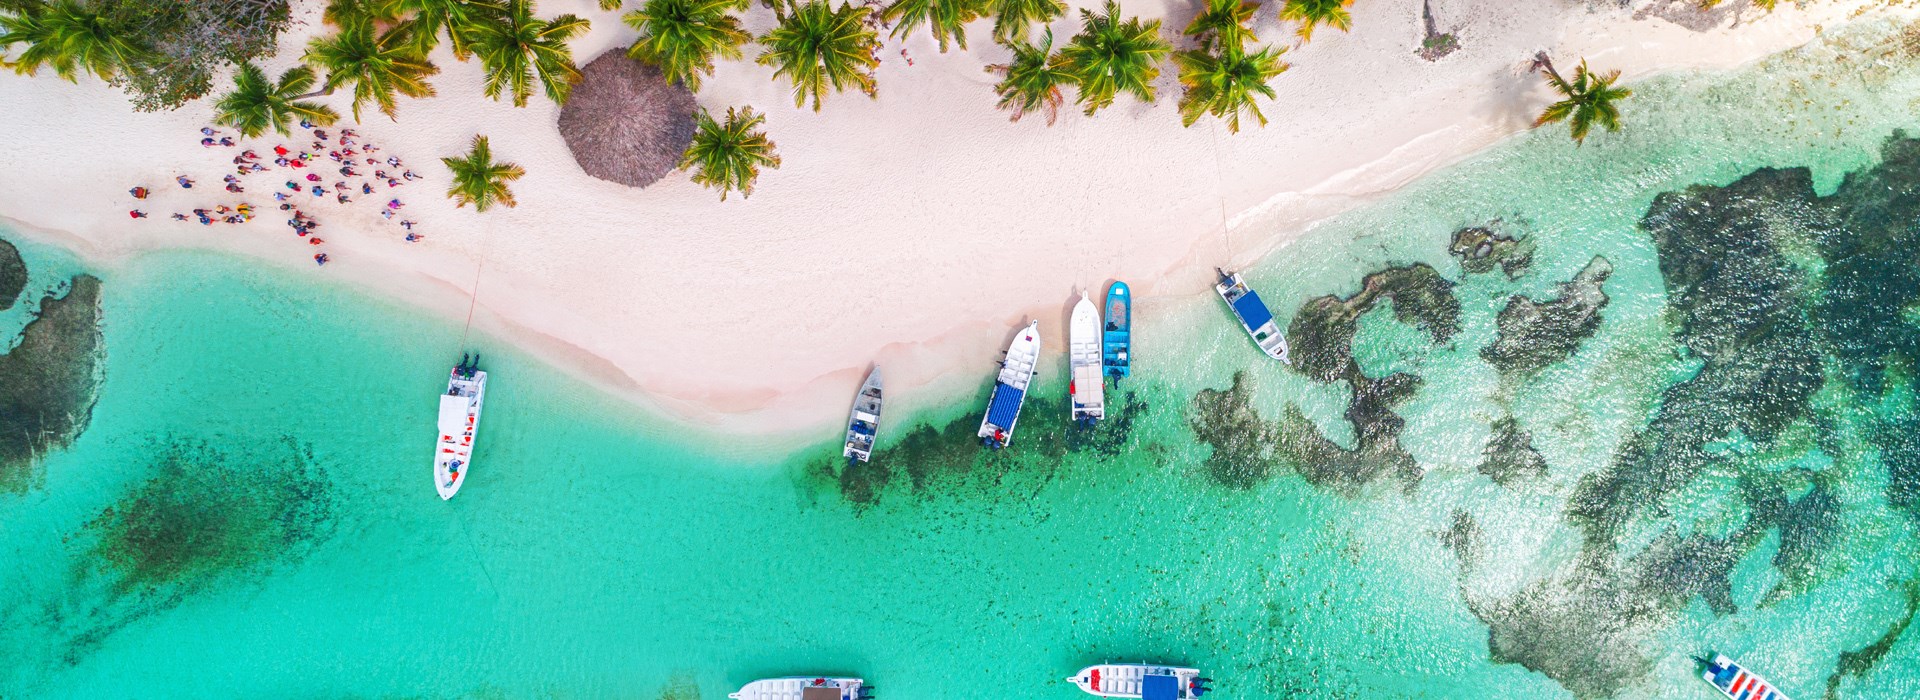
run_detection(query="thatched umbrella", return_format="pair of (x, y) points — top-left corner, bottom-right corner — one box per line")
(558, 51), (698, 189)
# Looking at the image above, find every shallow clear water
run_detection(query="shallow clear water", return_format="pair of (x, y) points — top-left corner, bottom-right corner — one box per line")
(5, 19), (1920, 700)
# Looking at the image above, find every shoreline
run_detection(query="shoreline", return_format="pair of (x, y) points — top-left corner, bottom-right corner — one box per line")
(0, 0), (1899, 439)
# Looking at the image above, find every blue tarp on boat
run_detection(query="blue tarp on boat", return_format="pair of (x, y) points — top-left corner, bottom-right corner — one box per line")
(1142, 675), (1179, 700)
(1232, 290), (1275, 331)
(985, 382), (1025, 428)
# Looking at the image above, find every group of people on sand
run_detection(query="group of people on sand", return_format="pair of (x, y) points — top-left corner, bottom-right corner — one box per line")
(126, 123), (427, 266)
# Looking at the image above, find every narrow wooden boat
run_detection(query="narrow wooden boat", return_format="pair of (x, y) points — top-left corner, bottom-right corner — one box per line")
(1067, 663), (1212, 699)
(1213, 269), (1290, 363)
(842, 367), (883, 463)
(1103, 281), (1131, 379)
(1069, 292), (1106, 425)
(978, 320), (1040, 449)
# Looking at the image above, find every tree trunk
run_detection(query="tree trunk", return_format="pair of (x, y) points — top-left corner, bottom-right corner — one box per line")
(1532, 51), (1564, 84)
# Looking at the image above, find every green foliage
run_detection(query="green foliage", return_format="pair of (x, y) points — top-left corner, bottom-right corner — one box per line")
(304, 17), (439, 121)
(755, 0), (878, 112)
(1175, 43), (1285, 132)
(1277, 0), (1352, 42)
(0, 1), (142, 82)
(625, 0), (749, 90)
(213, 62), (340, 138)
(884, 0), (986, 53)
(1535, 57), (1632, 145)
(1183, 0), (1256, 53)
(682, 106), (781, 199)
(1, 0), (290, 111)
(986, 0), (1062, 43)
(442, 134), (525, 212)
(986, 29), (1073, 125)
(469, 0), (589, 106)
(376, 0), (503, 61)
(1058, 0), (1168, 116)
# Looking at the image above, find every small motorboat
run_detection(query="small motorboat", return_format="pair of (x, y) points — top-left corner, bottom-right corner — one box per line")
(729, 676), (871, 700)
(1699, 654), (1792, 700)
(1214, 268), (1290, 363)
(1103, 281), (1132, 380)
(434, 353), (488, 500)
(842, 366), (883, 463)
(1069, 292), (1106, 425)
(978, 320), (1040, 449)
(1067, 663), (1211, 699)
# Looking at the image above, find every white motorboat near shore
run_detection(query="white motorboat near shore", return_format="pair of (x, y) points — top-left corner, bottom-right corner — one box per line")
(1069, 292), (1105, 425)
(1067, 664), (1211, 699)
(979, 320), (1040, 449)
(843, 367), (883, 463)
(729, 676), (870, 700)
(434, 355), (486, 500)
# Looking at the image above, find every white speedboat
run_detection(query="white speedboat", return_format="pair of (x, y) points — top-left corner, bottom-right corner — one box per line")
(843, 367), (883, 463)
(729, 676), (870, 700)
(434, 354), (487, 500)
(978, 320), (1040, 449)
(1700, 654), (1792, 700)
(1067, 664), (1211, 699)
(1069, 292), (1105, 425)
(1214, 269), (1290, 363)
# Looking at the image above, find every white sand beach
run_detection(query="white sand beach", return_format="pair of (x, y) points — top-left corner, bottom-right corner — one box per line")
(0, 0), (1898, 437)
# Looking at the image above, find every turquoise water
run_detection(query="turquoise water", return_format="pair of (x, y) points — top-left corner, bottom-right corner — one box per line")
(6, 19), (1920, 700)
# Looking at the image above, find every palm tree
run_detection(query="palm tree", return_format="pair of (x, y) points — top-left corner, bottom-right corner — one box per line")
(1183, 0), (1256, 52)
(987, 0), (1064, 43)
(0, 1), (147, 82)
(624, 0), (750, 90)
(1058, 1), (1168, 116)
(885, 0), (987, 53)
(305, 19), (440, 121)
(323, 0), (390, 28)
(1174, 44), (1285, 133)
(986, 30), (1074, 125)
(213, 63), (341, 138)
(1277, 0), (1352, 42)
(470, 0), (590, 106)
(682, 106), (781, 200)
(756, 0), (878, 112)
(1534, 55), (1631, 145)
(442, 135), (524, 211)
(378, 0), (505, 60)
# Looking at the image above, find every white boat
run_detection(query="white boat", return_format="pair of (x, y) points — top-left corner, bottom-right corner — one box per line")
(1214, 269), (1290, 363)
(978, 320), (1040, 449)
(729, 676), (870, 700)
(1069, 292), (1105, 425)
(843, 367), (883, 463)
(434, 355), (487, 500)
(1067, 664), (1211, 699)
(1700, 654), (1792, 700)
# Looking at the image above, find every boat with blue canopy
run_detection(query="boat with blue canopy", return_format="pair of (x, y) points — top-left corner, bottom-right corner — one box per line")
(1067, 663), (1211, 699)
(1103, 281), (1131, 379)
(1214, 269), (1290, 363)
(978, 320), (1040, 449)
(1700, 654), (1792, 700)
(842, 367), (883, 463)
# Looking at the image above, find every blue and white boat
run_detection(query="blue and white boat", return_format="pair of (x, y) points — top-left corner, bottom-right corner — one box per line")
(729, 676), (871, 700)
(1700, 654), (1792, 700)
(1103, 281), (1131, 379)
(979, 320), (1040, 449)
(1214, 269), (1290, 363)
(1067, 663), (1212, 699)
(842, 366), (883, 463)
(1069, 293), (1105, 425)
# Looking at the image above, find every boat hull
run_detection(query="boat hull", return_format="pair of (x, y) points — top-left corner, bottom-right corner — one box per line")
(1214, 271), (1290, 363)
(1066, 664), (1203, 699)
(1103, 281), (1131, 378)
(1070, 294), (1105, 423)
(843, 367), (883, 462)
(1702, 654), (1792, 700)
(728, 676), (867, 700)
(978, 321), (1040, 448)
(434, 368), (487, 500)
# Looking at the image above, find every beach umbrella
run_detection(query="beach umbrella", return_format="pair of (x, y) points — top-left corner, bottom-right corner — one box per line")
(557, 51), (698, 189)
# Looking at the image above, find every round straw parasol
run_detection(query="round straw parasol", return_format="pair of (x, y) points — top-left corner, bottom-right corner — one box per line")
(558, 51), (698, 189)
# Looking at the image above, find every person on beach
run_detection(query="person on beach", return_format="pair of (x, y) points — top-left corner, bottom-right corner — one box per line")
(381, 209), (394, 220)
(171, 213), (187, 221)
(399, 220), (415, 231)
(387, 199), (403, 210)
(387, 178), (401, 188)
(226, 183), (244, 193)
(306, 173), (321, 182)
(273, 144), (289, 156)
(386, 156), (400, 167)
(299, 119), (312, 129)
(361, 183), (373, 194)
(273, 192), (288, 202)
(405, 232), (423, 242)
(200, 127), (216, 136)
(402, 170), (419, 181)
(285, 181), (299, 191)
(308, 237), (324, 245)
(129, 186), (149, 199)
(311, 185), (325, 196)
(274, 157), (291, 167)
(313, 253), (328, 265)
(219, 137), (234, 147)
(129, 209), (146, 218)
(177, 175), (194, 188)
(201, 137), (216, 147)
(337, 193), (351, 204)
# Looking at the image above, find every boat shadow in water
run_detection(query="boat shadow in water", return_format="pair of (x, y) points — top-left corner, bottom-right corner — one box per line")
(803, 388), (1151, 509)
